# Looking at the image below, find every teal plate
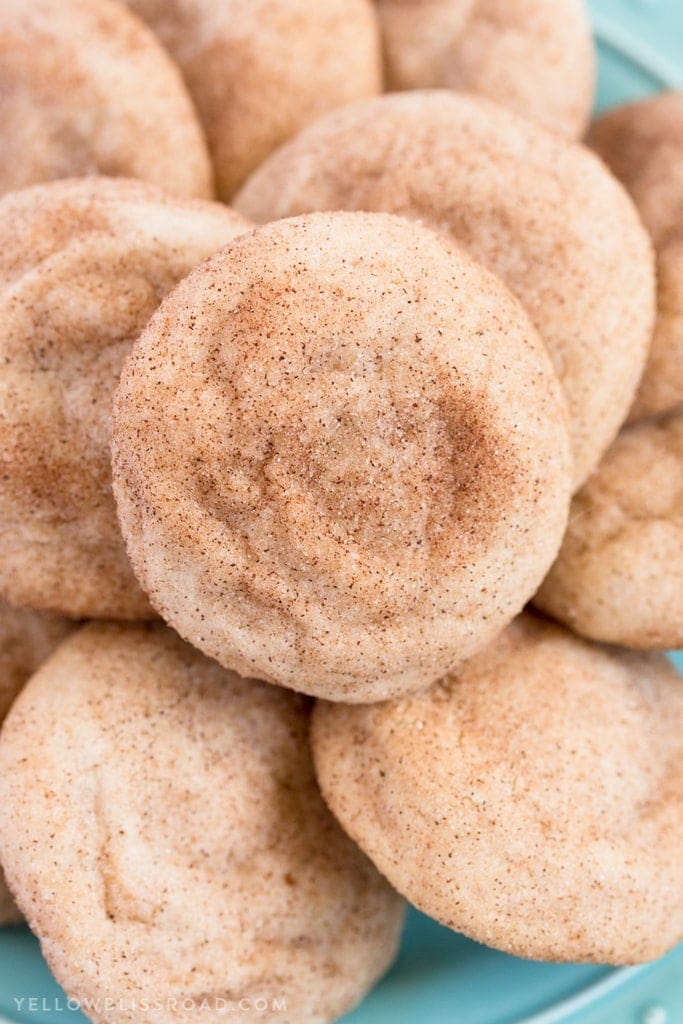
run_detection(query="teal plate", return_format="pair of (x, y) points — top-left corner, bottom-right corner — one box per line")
(1, 3), (682, 1022)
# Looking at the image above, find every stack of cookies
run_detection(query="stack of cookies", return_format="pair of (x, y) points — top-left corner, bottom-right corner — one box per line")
(0, 2), (680, 1023)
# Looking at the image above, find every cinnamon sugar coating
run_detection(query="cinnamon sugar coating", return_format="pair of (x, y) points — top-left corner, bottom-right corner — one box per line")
(0, 622), (404, 1024)
(589, 93), (683, 421)
(377, 0), (595, 139)
(312, 614), (683, 964)
(236, 92), (655, 488)
(0, 178), (250, 619)
(112, 211), (571, 702)
(0, 599), (72, 926)
(0, 0), (212, 199)
(123, 0), (382, 199)
(536, 410), (683, 649)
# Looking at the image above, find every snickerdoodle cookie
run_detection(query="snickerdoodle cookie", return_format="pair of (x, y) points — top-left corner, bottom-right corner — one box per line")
(0, 0), (212, 199)
(112, 211), (572, 702)
(0, 599), (72, 926)
(312, 614), (683, 964)
(123, 0), (382, 199)
(0, 623), (404, 1024)
(589, 93), (683, 420)
(377, 0), (594, 139)
(236, 92), (655, 488)
(535, 410), (683, 649)
(0, 178), (250, 619)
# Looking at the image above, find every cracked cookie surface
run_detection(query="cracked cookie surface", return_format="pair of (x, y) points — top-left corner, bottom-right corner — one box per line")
(112, 211), (572, 701)
(312, 614), (683, 964)
(0, 622), (404, 1024)
(535, 409), (683, 648)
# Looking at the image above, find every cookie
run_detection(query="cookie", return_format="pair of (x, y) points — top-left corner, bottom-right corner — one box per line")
(0, 599), (72, 926)
(589, 93), (683, 420)
(236, 92), (655, 488)
(0, 622), (404, 1024)
(377, 0), (594, 139)
(312, 614), (683, 964)
(0, 178), (250, 619)
(0, 0), (212, 199)
(535, 410), (683, 649)
(123, 0), (382, 199)
(0, 601), (72, 723)
(112, 210), (571, 702)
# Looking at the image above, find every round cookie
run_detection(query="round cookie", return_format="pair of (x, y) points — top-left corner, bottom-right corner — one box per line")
(0, 178), (251, 619)
(0, 622), (405, 1024)
(123, 0), (382, 200)
(377, 0), (595, 139)
(235, 92), (655, 488)
(589, 93), (683, 421)
(0, 599), (72, 926)
(535, 409), (683, 649)
(0, 0), (212, 199)
(112, 211), (572, 702)
(312, 614), (683, 965)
